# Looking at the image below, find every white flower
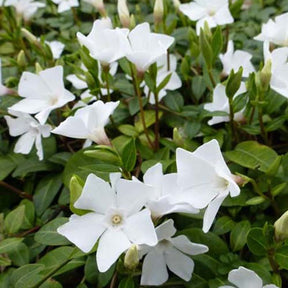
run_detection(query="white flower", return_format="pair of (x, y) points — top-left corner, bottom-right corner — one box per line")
(219, 41), (255, 78)
(51, 0), (78, 13)
(45, 41), (65, 59)
(4, 0), (45, 20)
(10, 66), (75, 125)
(179, 0), (234, 35)
(263, 41), (288, 98)
(77, 18), (130, 66)
(5, 110), (52, 160)
(126, 22), (174, 72)
(144, 54), (182, 104)
(52, 100), (119, 146)
(57, 173), (157, 272)
(140, 219), (208, 286)
(219, 266), (279, 288)
(136, 163), (199, 218)
(0, 59), (9, 96)
(254, 12), (288, 46)
(176, 140), (240, 232)
(204, 82), (247, 126)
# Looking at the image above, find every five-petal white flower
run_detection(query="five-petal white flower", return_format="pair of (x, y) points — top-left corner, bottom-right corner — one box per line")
(51, 0), (78, 13)
(219, 266), (279, 288)
(77, 18), (130, 66)
(57, 173), (157, 272)
(126, 22), (174, 73)
(133, 163), (199, 218)
(143, 54), (182, 104)
(204, 82), (247, 126)
(5, 110), (52, 160)
(139, 219), (208, 286)
(176, 140), (240, 232)
(263, 41), (288, 99)
(179, 0), (234, 35)
(4, 0), (45, 20)
(219, 40), (255, 78)
(52, 100), (119, 146)
(10, 66), (75, 125)
(255, 12), (288, 47)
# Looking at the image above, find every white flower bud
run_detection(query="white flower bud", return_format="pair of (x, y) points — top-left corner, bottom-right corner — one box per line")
(117, 0), (130, 28)
(274, 210), (288, 241)
(124, 244), (139, 270)
(154, 0), (164, 25)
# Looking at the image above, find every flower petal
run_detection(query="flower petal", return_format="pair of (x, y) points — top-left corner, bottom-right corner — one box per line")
(171, 235), (208, 255)
(14, 132), (35, 154)
(57, 212), (106, 253)
(165, 246), (194, 281)
(124, 208), (157, 246)
(155, 219), (176, 241)
(96, 228), (131, 272)
(74, 173), (115, 214)
(140, 250), (168, 286)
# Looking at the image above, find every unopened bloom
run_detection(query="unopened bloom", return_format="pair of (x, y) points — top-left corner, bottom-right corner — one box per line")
(4, 0), (45, 20)
(219, 266), (279, 288)
(45, 41), (65, 59)
(274, 210), (288, 241)
(179, 0), (234, 35)
(154, 0), (164, 24)
(51, 0), (78, 13)
(219, 41), (255, 77)
(255, 12), (288, 46)
(5, 110), (52, 160)
(52, 100), (119, 146)
(140, 219), (208, 286)
(58, 173), (157, 272)
(176, 140), (240, 232)
(10, 66), (75, 124)
(77, 18), (130, 66)
(144, 54), (182, 104)
(136, 163), (198, 218)
(263, 41), (288, 98)
(204, 82), (247, 125)
(126, 22), (174, 72)
(117, 0), (130, 28)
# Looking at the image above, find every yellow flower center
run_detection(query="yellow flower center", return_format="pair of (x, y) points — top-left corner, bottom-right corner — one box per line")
(111, 214), (122, 225)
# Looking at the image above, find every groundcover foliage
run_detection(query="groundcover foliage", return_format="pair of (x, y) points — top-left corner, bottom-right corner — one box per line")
(1, 0), (288, 287)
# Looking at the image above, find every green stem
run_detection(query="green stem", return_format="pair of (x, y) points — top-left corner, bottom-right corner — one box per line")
(154, 91), (160, 151)
(103, 66), (111, 102)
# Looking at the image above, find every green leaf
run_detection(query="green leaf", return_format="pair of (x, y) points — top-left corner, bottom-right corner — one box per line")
(85, 255), (99, 284)
(213, 216), (235, 235)
(156, 73), (172, 94)
(121, 138), (137, 172)
(247, 228), (268, 256)
(230, 220), (250, 251)
(225, 141), (280, 173)
(245, 196), (266, 206)
(199, 29), (213, 69)
(34, 217), (70, 246)
(275, 245), (288, 269)
(39, 279), (63, 288)
(0, 155), (16, 180)
(118, 277), (135, 288)
(135, 110), (163, 133)
(33, 174), (63, 216)
(69, 175), (86, 215)
(20, 199), (35, 229)
(225, 67), (243, 99)
(211, 26), (223, 61)
(191, 76), (206, 100)
(163, 91), (184, 112)
(0, 256), (11, 267)
(8, 242), (29, 266)
(0, 238), (24, 253)
(4, 205), (25, 234)
(118, 125), (139, 137)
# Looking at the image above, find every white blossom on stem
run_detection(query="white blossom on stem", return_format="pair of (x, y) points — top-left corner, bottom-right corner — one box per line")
(139, 219), (208, 286)
(5, 110), (52, 160)
(57, 173), (157, 272)
(219, 40), (255, 78)
(179, 0), (234, 35)
(52, 100), (119, 146)
(176, 140), (240, 232)
(219, 266), (279, 288)
(204, 82), (247, 126)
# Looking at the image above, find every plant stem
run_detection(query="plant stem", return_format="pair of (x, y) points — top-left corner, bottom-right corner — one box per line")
(103, 65), (111, 102)
(0, 181), (32, 200)
(154, 91), (160, 150)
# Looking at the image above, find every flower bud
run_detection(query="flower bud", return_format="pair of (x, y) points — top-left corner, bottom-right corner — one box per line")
(256, 59), (272, 92)
(124, 244), (139, 270)
(94, 0), (106, 17)
(154, 0), (164, 25)
(21, 28), (38, 44)
(117, 0), (130, 28)
(274, 210), (288, 241)
(173, 0), (180, 9)
(17, 50), (26, 67)
(35, 62), (43, 74)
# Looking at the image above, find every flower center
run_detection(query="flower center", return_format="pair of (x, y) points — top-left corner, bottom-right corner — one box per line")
(208, 9), (216, 16)
(111, 214), (122, 225)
